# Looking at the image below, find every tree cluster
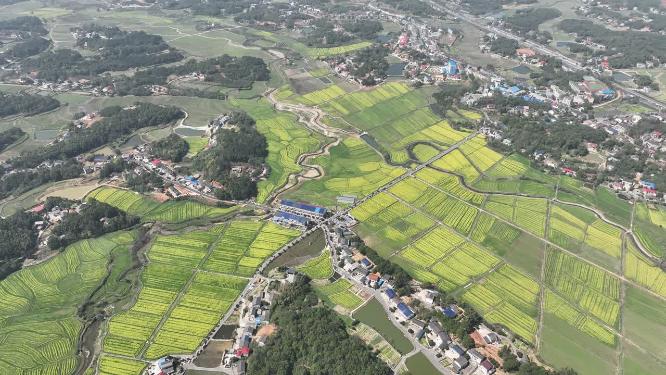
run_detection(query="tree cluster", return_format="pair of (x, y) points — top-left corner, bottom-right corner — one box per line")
(151, 134), (189, 162)
(0, 92), (60, 117)
(350, 45), (389, 85)
(0, 127), (25, 152)
(381, 0), (440, 16)
(558, 19), (666, 68)
(431, 82), (479, 116)
(0, 211), (40, 280)
(529, 59), (585, 89)
(0, 16), (47, 36)
(0, 159), (82, 199)
(125, 170), (165, 193)
(3, 36), (51, 59)
(95, 55), (269, 95)
(505, 8), (562, 34)
(246, 278), (392, 375)
(488, 36), (520, 57)
(23, 25), (183, 81)
(11, 103), (184, 169)
(194, 111), (267, 200)
(490, 115), (608, 159)
(160, 0), (254, 16)
(48, 200), (139, 250)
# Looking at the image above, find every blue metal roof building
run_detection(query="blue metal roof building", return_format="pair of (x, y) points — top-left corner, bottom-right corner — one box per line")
(384, 288), (397, 299)
(280, 199), (327, 216)
(273, 211), (309, 226)
(397, 302), (415, 320)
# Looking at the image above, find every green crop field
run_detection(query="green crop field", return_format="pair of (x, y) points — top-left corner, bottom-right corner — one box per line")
(624, 241), (666, 298)
(459, 135), (504, 173)
(0, 233), (135, 375)
(352, 298), (414, 354)
(101, 221), (298, 366)
(633, 203), (666, 258)
(98, 355), (147, 375)
(316, 279), (364, 311)
(484, 196), (548, 238)
(296, 248), (334, 280)
(352, 323), (401, 368)
(285, 137), (404, 206)
(432, 149), (480, 182)
(411, 144), (441, 162)
(87, 187), (237, 223)
(545, 250), (620, 327)
(623, 286), (666, 359)
(462, 265), (540, 342)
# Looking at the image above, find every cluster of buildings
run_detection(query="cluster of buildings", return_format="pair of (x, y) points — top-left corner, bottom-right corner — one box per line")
(273, 199), (327, 228)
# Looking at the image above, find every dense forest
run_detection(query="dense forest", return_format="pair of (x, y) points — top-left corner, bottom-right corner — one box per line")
(0, 127), (25, 152)
(381, 0), (440, 16)
(22, 25), (183, 81)
(350, 45), (390, 85)
(558, 19), (666, 68)
(0, 16), (47, 36)
(151, 134), (189, 162)
(194, 111), (267, 200)
(247, 278), (392, 375)
(490, 116), (608, 158)
(488, 36), (519, 57)
(0, 211), (40, 280)
(0, 159), (82, 199)
(11, 103), (184, 169)
(3, 36), (51, 59)
(0, 92), (60, 117)
(303, 19), (383, 48)
(95, 54), (269, 95)
(529, 59), (585, 89)
(160, 0), (254, 16)
(48, 199), (138, 250)
(505, 8), (561, 34)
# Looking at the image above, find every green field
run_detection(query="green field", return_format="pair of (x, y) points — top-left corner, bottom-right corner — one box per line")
(352, 299), (413, 354)
(285, 137), (404, 207)
(0, 232), (135, 374)
(404, 352), (440, 375)
(296, 248), (334, 280)
(87, 187), (237, 223)
(315, 278), (364, 311)
(623, 286), (666, 359)
(101, 221), (298, 365)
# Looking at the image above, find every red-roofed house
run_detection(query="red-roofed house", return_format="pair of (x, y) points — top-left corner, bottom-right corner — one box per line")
(151, 159), (161, 167)
(30, 204), (45, 213)
(516, 48), (536, 58)
(562, 167), (576, 177)
(643, 187), (657, 198)
(235, 346), (251, 357)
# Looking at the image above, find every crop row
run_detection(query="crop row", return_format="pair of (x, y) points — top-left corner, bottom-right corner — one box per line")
(297, 249), (334, 280)
(432, 150), (479, 182)
(415, 169), (485, 205)
(545, 251), (620, 326)
(544, 291), (615, 345)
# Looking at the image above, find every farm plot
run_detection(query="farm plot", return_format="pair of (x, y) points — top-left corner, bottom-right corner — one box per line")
(485, 154), (529, 178)
(297, 248), (334, 280)
(144, 272), (247, 359)
(285, 137), (404, 207)
(344, 90), (432, 133)
(633, 203), (666, 258)
(390, 180), (479, 235)
(431, 149), (480, 182)
(583, 219), (623, 259)
(316, 279), (364, 310)
(88, 186), (237, 223)
(544, 291), (616, 345)
(395, 120), (470, 154)
(307, 42), (373, 58)
(415, 168), (485, 205)
(203, 221), (299, 277)
(295, 85), (347, 105)
(411, 144), (441, 162)
(351, 192), (434, 256)
(462, 265), (540, 343)
(0, 233), (134, 375)
(103, 230), (218, 358)
(459, 136), (503, 173)
(320, 82), (411, 116)
(484, 196), (548, 238)
(624, 240), (666, 298)
(544, 250), (620, 327)
(98, 355), (147, 375)
(352, 323), (401, 368)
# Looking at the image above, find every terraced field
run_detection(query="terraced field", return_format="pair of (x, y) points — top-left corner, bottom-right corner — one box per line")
(0, 232), (135, 375)
(100, 221), (298, 365)
(88, 187), (237, 223)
